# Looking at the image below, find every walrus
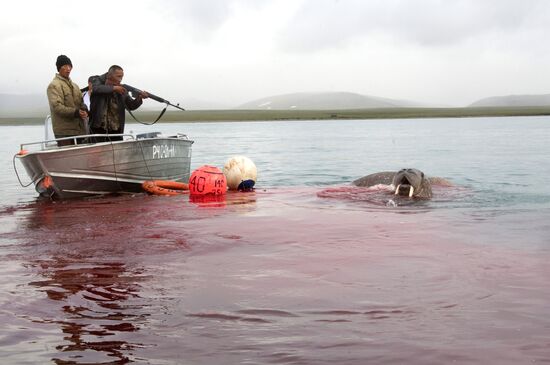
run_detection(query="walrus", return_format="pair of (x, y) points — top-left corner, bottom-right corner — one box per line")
(352, 168), (450, 199)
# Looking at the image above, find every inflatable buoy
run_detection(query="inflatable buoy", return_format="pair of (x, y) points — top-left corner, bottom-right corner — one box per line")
(223, 156), (257, 191)
(142, 180), (189, 196)
(36, 175), (54, 194)
(41, 175), (53, 188)
(189, 165), (227, 195)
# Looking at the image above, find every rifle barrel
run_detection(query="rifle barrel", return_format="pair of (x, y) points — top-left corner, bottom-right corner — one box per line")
(122, 84), (184, 110)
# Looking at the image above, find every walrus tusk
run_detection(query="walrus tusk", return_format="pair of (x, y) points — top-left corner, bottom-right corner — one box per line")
(395, 184), (401, 195)
(409, 186), (414, 197)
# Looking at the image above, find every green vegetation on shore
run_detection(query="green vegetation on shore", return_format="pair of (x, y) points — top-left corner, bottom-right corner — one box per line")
(2, 106), (550, 125)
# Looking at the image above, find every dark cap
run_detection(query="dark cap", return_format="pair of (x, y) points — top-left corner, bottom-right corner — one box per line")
(56, 55), (72, 71)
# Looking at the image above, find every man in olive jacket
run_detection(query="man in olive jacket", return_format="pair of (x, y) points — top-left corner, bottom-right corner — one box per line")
(46, 55), (88, 146)
(89, 65), (147, 141)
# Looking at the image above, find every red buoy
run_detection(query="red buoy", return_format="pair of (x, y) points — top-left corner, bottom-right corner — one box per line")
(189, 165), (227, 195)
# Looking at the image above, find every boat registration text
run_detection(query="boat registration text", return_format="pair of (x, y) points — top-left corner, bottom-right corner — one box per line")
(152, 144), (176, 159)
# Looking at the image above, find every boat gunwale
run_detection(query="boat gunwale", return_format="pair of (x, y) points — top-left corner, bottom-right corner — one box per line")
(18, 133), (194, 155)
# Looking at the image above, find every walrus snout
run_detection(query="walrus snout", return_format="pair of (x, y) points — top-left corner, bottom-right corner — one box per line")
(395, 183), (414, 197)
(392, 168), (425, 197)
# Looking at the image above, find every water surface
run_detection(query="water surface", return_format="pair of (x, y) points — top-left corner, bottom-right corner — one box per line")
(1, 117), (550, 364)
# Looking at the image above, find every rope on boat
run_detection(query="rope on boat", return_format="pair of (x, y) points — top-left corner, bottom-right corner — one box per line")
(12, 154), (38, 188)
(109, 136), (155, 193)
(137, 139), (154, 181)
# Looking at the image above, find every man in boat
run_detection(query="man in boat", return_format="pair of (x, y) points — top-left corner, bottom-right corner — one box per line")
(82, 76), (93, 111)
(88, 65), (148, 141)
(46, 55), (89, 146)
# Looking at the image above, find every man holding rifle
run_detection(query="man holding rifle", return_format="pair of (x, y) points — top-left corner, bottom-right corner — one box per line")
(88, 65), (148, 141)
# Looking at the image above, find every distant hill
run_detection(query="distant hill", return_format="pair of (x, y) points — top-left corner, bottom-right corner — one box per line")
(177, 97), (230, 110)
(469, 94), (550, 107)
(6, 91), (550, 117)
(0, 93), (48, 117)
(237, 92), (425, 110)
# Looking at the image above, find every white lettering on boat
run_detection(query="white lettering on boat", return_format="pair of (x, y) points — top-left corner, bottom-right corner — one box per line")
(152, 144), (176, 159)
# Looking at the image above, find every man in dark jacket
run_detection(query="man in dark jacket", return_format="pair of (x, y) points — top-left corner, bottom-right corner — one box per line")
(89, 65), (148, 141)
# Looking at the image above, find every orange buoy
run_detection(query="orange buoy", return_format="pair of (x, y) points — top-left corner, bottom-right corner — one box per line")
(39, 176), (53, 189)
(36, 175), (54, 195)
(142, 180), (189, 196)
(189, 165), (227, 195)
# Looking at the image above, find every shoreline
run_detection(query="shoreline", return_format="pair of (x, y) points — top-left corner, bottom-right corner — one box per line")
(1, 106), (550, 125)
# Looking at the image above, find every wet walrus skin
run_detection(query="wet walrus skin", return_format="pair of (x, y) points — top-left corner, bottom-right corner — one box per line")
(352, 168), (449, 199)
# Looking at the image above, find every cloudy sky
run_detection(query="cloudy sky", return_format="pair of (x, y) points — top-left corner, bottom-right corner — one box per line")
(1, 0), (550, 107)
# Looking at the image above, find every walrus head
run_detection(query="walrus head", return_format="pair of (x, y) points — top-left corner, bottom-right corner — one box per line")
(391, 168), (432, 199)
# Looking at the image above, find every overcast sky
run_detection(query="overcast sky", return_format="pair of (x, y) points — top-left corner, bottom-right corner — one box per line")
(1, 0), (550, 107)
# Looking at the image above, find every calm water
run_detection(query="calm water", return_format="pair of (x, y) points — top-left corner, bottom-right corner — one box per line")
(1, 117), (550, 364)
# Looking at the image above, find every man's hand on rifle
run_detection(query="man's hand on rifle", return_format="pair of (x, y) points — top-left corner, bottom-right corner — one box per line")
(113, 85), (126, 95)
(138, 90), (149, 100)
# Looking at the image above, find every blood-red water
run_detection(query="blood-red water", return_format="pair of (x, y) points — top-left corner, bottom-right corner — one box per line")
(1, 189), (549, 364)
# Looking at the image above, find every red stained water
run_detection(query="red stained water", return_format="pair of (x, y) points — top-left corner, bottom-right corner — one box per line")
(1, 188), (550, 364)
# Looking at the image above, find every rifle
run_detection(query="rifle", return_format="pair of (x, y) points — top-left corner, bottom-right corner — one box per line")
(122, 84), (185, 111)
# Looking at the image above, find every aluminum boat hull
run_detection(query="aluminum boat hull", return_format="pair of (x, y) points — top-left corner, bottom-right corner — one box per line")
(16, 134), (193, 199)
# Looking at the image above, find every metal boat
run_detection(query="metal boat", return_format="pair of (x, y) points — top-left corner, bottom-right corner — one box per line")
(14, 117), (193, 199)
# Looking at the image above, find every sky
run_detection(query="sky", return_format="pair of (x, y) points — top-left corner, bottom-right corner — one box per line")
(1, 0), (550, 107)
